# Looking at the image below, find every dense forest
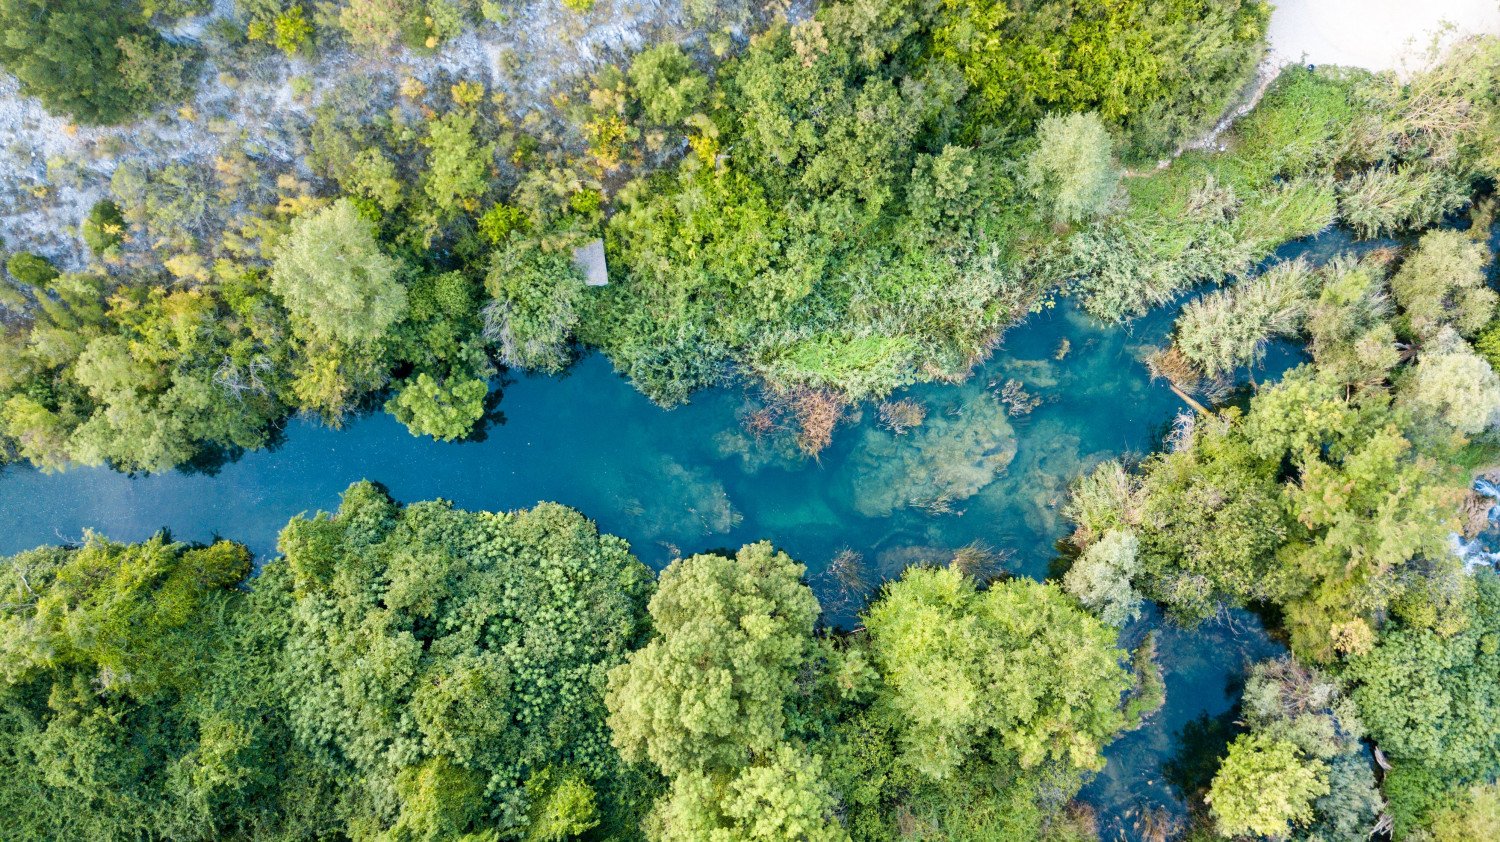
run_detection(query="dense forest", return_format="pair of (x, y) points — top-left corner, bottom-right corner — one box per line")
(0, 484), (1152, 840)
(1, 0), (1500, 840)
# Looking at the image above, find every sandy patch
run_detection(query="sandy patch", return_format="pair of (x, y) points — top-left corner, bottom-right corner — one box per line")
(1267, 0), (1500, 77)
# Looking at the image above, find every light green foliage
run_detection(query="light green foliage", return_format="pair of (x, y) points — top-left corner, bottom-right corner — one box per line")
(629, 43), (709, 125)
(1064, 528), (1144, 626)
(271, 199), (407, 345)
(1234, 659), (1381, 839)
(386, 371), (488, 440)
(1, 395), (72, 470)
(347, 148), (405, 213)
(1306, 255), (1400, 389)
(1390, 228), (1496, 339)
(1174, 259), (1317, 376)
(1427, 782), (1500, 842)
(1345, 572), (1500, 833)
(1206, 734), (1328, 838)
(754, 334), (920, 403)
(933, 0), (1269, 157)
(1063, 459), (1140, 546)
(422, 111), (494, 219)
(1070, 68), (1349, 322)
(277, 482), (653, 835)
(848, 392), (1016, 517)
(1477, 318), (1500, 373)
(271, 5), (312, 55)
(646, 747), (846, 842)
(1134, 413), (1291, 621)
(1399, 335), (1500, 436)
(1247, 368), (1462, 660)
(479, 203), (529, 245)
(1023, 112), (1120, 225)
(526, 769), (602, 841)
(0, 0), (198, 123)
(864, 567), (1129, 780)
(606, 543), (819, 778)
(1337, 164), (1467, 238)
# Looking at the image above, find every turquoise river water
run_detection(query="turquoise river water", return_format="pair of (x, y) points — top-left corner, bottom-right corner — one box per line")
(0, 229), (1399, 836)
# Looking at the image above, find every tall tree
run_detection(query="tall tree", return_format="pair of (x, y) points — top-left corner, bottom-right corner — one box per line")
(271, 199), (407, 346)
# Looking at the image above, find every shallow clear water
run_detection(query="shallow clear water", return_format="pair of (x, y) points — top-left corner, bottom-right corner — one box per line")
(0, 228), (1392, 832)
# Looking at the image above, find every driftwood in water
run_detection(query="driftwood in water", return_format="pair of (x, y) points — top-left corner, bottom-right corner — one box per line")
(1169, 383), (1211, 416)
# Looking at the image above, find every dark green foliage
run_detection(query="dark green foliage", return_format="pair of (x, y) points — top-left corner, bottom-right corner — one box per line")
(0, 0), (198, 124)
(585, 15), (1040, 408)
(82, 199), (127, 257)
(0, 535), (278, 839)
(484, 240), (584, 375)
(4, 252), (59, 287)
(0, 491), (661, 839)
(1345, 572), (1500, 834)
(275, 482), (654, 836)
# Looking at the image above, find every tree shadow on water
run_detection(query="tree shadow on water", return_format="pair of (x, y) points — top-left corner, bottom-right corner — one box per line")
(1162, 707), (1244, 802)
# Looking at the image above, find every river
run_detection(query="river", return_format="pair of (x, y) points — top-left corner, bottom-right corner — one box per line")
(0, 229), (1398, 834)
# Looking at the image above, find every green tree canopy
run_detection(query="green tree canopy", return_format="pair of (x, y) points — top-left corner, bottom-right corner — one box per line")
(1023, 111), (1120, 224)
(606, 542), (820, 778)
(863, 566), (1130, 780)
(1207, 733), (1329, 838)
(0, 0), (198, 123)
(271, 199), (407, 345)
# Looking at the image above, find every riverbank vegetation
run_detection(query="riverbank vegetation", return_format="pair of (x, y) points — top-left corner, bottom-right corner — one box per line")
(2, 4), (1500, 841)
(0, 0), (1278, 470)
(1063, 200), (1500, 837)
(0, 483), (1160, 839)
(4, 4), (1497, 473)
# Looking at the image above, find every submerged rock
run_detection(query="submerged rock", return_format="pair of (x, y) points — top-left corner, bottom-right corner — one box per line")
(848, 393), (1017, 517)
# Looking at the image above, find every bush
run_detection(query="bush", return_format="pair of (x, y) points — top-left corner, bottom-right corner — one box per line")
(1174, 259), (1317, 376)
(0, 0), (199, 124)
(1391, 229), (1496, 339)
(81, 199), (126, 257)
(629, 43), (709, 125)
(4, 252), (59, 287)
(1024, 111), (1120, 224)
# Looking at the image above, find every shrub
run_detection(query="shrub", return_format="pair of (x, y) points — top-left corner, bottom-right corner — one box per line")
(4, 252), (59, 287)
(1174, 259), (1317, 376)
(1207, 734), (1329, 838)
(629, 43), (709, 126)
(1391, 228), (1496, 339)
(1024, 112), (1120, 225)
(1063, 528), (1144, 626)
(81, 199), (126, 256)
